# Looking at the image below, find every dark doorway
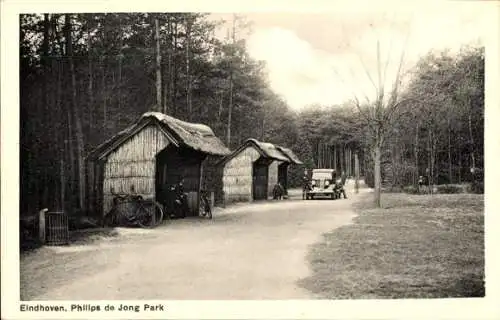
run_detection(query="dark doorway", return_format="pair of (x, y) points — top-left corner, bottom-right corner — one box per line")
(252, 158), (270, 200)
(155, 145), (206, 217)
(278, 162), (289, 193)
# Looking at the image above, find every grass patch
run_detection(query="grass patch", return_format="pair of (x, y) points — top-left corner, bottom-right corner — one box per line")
(299, 193), (484, 299)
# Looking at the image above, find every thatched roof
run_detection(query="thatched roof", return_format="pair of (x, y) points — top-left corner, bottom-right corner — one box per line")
(87, 111), (231, 160)
(220, 138), (303, 165)
(276, 146), (303, 165)
(247, 139), (290, 162)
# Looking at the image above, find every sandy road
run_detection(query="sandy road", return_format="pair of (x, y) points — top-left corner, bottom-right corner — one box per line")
(21, 188), (359, 300)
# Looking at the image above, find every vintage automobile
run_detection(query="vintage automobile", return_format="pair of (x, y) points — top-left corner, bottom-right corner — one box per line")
(305, 168), (338, 200)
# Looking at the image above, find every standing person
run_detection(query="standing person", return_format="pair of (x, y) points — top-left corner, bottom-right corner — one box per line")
(302, 169), (310, 200)
(418, 175), (425, 194)
(174, 177), (188, 218)
(273, 182), (284, 200)
(339, 171), (348, 199)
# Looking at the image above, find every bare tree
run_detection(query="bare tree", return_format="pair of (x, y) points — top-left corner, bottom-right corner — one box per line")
(334, 28), (411, 207)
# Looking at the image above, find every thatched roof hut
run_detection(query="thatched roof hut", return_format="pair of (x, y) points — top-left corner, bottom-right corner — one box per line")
(88, 112), (230, 160)
(87, 111), (230, 218)
(219, 139), (302, 203)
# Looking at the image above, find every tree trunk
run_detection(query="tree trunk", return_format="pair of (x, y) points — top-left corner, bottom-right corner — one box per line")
(468, 111), (476, 170)
(458, 147), (462, 183)
(448, 118), (453, 184)
(155, 17), (162, 111)
(42, 14), (51, 207)
(349, 147), (352, 176)
(56, 58), (65, 210)
(217, 90), (224, 122)
(101, 63), (107, 127)
(317, 143), (321, 167)
(340, 145), (344, 173)
(164, 15), (172, 114)
(414, 122), (419, 186)
(227, 73), (233, 147)
(427, 128), (435, 195)
(260, 114), (265, 140)
(66, 104), (75, 208)
(432, 131), (437, 189)
(226, 15), (236, 147)
(319, 143), (322, 168)
(65, 14), (86, 211)
(355, 152), (360, 193)
(172, 19), (178, 116)
(373, 139), (382, 208)
(117, 17), (123, 111)
(185, 16), (193, 121)
(333, 145), (337, 173)
(87, 14), (94, 126)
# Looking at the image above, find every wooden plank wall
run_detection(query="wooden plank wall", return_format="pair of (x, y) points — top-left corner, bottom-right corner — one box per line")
(223, 146), (260, 204)
(102, 125), (170, 215)
(267, 160), (282, 197)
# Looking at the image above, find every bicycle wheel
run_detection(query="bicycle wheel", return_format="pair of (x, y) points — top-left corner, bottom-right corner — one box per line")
(136, 200), (164, 228)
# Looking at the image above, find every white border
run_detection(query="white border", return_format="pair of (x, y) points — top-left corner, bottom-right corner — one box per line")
(2, 1), (500, 319)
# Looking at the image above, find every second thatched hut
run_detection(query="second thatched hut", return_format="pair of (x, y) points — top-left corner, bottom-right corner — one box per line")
(219, 139), (302, 203)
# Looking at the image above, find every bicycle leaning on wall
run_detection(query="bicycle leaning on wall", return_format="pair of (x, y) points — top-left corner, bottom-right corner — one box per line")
(104, 190), (164, 228)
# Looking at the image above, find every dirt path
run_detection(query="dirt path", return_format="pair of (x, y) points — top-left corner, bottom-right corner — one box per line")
(21, 185), (361, 300)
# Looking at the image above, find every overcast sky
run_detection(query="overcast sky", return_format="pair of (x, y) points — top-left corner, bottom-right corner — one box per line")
(210, 1), (489, 110)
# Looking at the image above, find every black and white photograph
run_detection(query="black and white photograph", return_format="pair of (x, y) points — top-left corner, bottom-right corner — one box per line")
(2, 0), (499, 319)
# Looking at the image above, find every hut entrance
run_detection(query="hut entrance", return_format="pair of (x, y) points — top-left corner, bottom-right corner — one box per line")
(278, 162), (289, 193)
(252, 158), (270, 200)
(155, 145), (206, 217)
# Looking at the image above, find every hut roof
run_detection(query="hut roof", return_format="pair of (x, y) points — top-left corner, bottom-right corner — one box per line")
(219, 139), (294, 165)
(87, 111), (231, 160)
(276, 146), (303, 165)
(248, 139), (290, 162)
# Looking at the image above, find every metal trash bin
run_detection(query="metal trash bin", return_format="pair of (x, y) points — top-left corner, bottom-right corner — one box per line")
(45, 211), (69, 246)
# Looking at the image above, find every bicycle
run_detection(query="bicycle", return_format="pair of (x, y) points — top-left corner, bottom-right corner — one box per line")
(104, 192), (164, 228)
(199, 190), (212, 219)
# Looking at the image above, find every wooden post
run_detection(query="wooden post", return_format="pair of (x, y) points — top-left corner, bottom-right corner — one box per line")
(39, 208), (48, 244)
(355, 153), (360, 194)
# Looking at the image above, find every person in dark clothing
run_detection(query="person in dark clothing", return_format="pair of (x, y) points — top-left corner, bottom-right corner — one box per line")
(418, 175), (428, 194)
(338, 171), (348, 199)
(273, 182), (285, 200)
(302, 169), (311, 200)
(170, 178), (188, 218)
